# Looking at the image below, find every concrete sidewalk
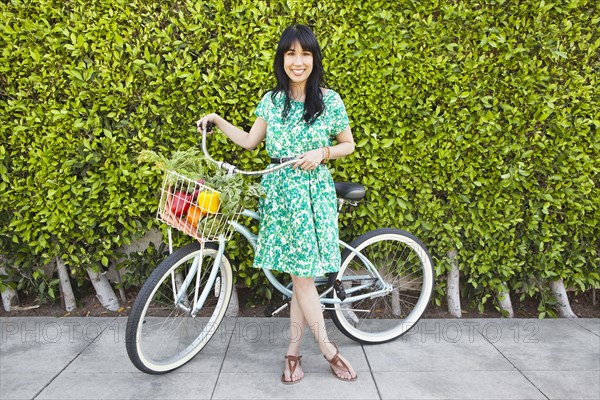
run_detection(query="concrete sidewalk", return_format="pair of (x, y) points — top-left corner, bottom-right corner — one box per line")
(0, 317), (598, 400)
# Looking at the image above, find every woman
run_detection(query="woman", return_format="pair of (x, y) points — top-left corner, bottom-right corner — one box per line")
(197, 24), (357, 384)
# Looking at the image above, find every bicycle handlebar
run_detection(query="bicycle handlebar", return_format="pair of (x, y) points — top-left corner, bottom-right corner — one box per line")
(200, 127), (298, 176)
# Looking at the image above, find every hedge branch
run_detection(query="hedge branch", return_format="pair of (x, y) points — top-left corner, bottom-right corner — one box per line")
(56, 258), (76, 312)
(497, 289), (514, 318)
(446, 249), (461, 318)
(550, 279), (577, 318)
(87, 268), (120, 311)
(0, 264), (19, 312)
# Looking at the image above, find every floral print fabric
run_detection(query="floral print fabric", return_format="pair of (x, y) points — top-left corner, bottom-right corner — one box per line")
(252, 90), (349, 277)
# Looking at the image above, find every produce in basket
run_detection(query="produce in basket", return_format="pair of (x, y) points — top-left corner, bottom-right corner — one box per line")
(138, 147), (265, 220)
(197, 191), (220, 214)
(186, 205), (204, 228)
(171, 191), (192, 216)
(138, 147), (207, 184)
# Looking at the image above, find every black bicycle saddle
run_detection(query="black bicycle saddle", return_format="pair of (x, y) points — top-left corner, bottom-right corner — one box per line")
(334, 182), (366, 201)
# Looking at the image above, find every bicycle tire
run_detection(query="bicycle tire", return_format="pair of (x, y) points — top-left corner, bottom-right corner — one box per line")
(125, 241), (233, 374)
(328, 228), (434, 344)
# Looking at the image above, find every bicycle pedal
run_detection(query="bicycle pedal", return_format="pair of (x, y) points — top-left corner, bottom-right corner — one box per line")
(334, 279), (347, 301)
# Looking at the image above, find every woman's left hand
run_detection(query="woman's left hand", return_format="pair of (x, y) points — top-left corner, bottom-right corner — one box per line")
(294, 149), (323, 171)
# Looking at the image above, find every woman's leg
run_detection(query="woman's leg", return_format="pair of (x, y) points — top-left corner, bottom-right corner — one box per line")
(283, 293), (306, 382)
(287, 292), (307, 355)
(291, 275), (357, 380)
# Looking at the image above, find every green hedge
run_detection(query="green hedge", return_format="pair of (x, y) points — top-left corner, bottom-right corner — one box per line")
(1, 0), (598, 312)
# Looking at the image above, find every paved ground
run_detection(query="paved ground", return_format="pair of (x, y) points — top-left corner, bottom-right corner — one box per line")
(0, 317), (598, 400)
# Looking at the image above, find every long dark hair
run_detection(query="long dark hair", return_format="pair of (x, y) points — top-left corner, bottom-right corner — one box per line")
(271, 24), (326, 125)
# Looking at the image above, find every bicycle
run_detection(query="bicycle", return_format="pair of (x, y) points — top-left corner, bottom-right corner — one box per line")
(125, 129), (435, 374)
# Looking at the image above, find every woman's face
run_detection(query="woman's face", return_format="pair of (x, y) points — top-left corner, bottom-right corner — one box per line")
(283, 40), (313, 88)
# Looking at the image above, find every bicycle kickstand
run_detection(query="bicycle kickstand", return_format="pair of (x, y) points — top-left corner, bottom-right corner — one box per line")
(270, 301), (289, 317)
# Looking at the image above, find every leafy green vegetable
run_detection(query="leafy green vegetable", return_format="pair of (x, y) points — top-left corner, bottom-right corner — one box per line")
(138, 148), (207, 185)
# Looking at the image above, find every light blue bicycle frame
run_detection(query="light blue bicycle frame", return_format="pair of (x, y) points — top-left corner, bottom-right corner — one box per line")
(169, 206), (392, 316)
(169, 206), (393, 315)
(226, 209), (390, 306)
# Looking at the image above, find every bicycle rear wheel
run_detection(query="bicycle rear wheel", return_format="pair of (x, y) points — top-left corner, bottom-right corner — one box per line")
(328, 228), (434, 343)
(125, 241), (233, 374)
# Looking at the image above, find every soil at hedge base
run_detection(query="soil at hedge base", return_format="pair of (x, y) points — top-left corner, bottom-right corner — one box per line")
(2, 287), (598, 319)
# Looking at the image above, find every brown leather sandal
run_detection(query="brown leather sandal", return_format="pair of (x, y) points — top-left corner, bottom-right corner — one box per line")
(281, 355), (303, 385)
(324, 344), (357, 382)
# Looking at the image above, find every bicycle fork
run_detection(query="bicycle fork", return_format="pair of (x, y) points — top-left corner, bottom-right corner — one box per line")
(172, 235), (226, 317)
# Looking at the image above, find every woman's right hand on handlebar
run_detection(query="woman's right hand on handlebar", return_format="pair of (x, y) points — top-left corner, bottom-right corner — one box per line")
(196, 114), (221, 133)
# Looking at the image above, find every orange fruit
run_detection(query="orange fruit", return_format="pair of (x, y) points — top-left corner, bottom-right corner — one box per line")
(186, 205), (205, 227)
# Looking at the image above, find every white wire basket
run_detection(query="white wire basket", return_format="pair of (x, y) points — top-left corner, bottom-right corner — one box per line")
(156, 170), (241, 242)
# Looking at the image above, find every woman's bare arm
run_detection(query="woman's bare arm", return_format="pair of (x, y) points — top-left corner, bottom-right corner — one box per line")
(197, 113), (267, 150)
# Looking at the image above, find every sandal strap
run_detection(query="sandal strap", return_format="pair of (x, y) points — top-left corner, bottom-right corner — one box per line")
(285, 355), (302, 375)
(323, 342), (340, 364)
(327, 353), (351, 373)
(324, 344), (353, 376)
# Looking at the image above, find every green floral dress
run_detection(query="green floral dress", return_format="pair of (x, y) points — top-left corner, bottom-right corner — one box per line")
(253, 90), (350, 277)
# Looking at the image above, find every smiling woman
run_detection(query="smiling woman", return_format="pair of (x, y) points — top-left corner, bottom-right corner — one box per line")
(272, 25), (324, 124)
(196, 24), (357, 384)
(283, 44), (313, 92)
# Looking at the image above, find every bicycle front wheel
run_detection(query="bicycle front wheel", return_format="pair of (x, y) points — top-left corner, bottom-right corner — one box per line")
(125, 241), (233, 374)
(328, 228), (434, 344)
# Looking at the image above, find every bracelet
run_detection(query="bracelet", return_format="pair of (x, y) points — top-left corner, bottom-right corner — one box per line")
(321, 146), (331, 164)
